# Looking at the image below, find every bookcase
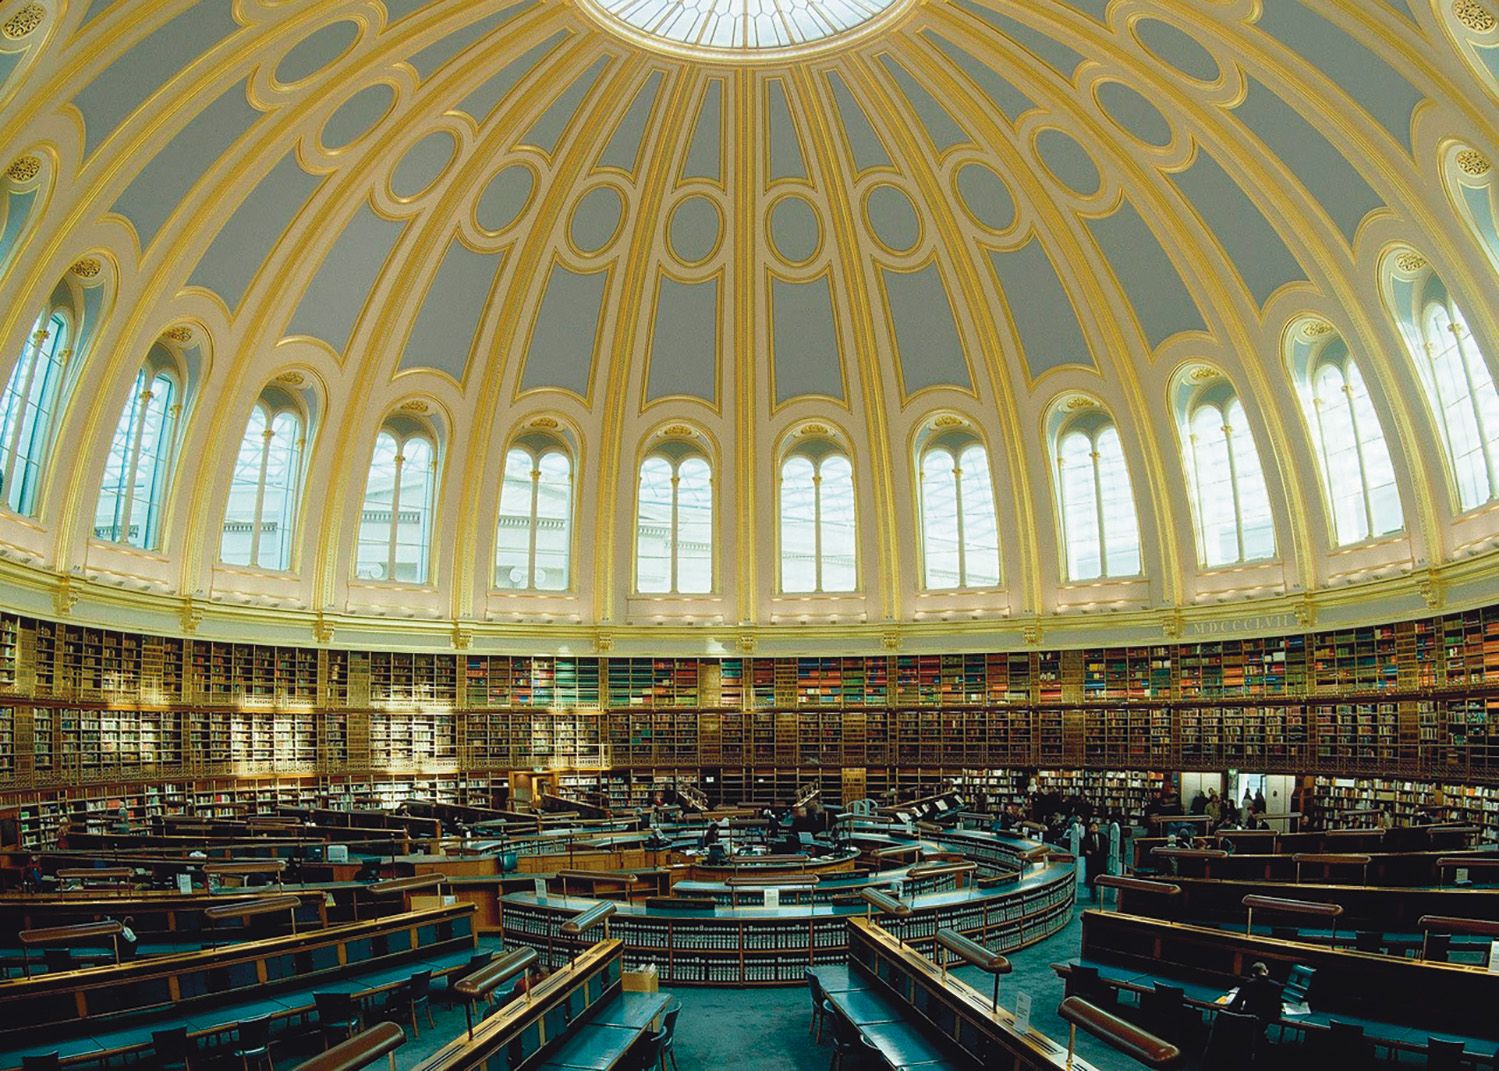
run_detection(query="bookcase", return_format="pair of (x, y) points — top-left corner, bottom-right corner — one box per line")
(1308, 775), (1498, 842)
(5, 606), (1499, 844)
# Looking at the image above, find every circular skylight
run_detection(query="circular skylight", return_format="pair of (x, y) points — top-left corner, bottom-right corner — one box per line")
(577, 0), (914, 59)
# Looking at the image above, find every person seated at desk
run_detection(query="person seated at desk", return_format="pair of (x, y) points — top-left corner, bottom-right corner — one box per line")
(20, 854), (43, 893)
(1226, 962), (1283, 1030)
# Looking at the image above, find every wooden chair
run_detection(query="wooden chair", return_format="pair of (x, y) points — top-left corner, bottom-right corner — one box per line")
(314, 992), (362, 1049)
(20, 1055), (61, 1071)
(658, 999), (682, 1071)
(152, 1026), (195, 1071)
(232, 1015), (275, 1071)
(409, 970), (435, 1032)
(1201, 1009), (1258, 1071)
(1425, 1037), (1469, 1071)
(805, 968), (826, 1042)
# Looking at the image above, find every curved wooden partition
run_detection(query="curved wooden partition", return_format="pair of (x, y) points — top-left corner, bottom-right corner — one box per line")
(499, 831), (1075, 986)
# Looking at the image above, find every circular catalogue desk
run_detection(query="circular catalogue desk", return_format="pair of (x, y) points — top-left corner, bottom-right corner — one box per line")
(498, 829), (1075, 986)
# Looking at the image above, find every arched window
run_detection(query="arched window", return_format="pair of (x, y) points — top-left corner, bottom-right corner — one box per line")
(1289, 324), (1403, 545)
(1386, 253), (1499, 512)
(221, 396), (305, 571)
(779, 443), (857, 593)
(917, 430), (999, 589)
(1175, 374), (1276, 567)
(636, 448), (712, 594)
(0, 310), (68, 515)
(95, 364), (179, 548)
(355, 425), (436, 583)
(496, 437), (573, 591)
(1053, 406), (1141, 581)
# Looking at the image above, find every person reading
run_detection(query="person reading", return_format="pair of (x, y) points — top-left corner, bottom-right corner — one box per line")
(1227, 961), (1283, 1028)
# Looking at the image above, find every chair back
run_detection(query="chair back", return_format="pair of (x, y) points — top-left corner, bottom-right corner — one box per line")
(661, 1001), (682, 1044)
(315, 991), (358, 1025)
(42, 949), (73, 973)
(630, 1029), (667, 1071)
(805, 968), (824, 1008)
(1327, 1020), (1374, 1061)
(1203, 1009), (1258, 1071)
(1426, 1037), (1467, 1071)
(824, 1001), (860, 1049)
(1354, 931), (1382, 953)
(410, 969), (432, 1001)
(152, 1026), (193, 1061)
(1425, 933), (1452, 963)
(236, 1015), (272, 1050)
(20, 1055), (61, 1071)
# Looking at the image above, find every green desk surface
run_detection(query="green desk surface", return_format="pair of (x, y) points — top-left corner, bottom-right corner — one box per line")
(858, 1022), (951, 1070)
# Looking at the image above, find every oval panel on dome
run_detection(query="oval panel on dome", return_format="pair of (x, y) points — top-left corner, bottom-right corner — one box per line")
(1135, 18), (1220, 83)
(956, 163), (1015, 233)
(670, 195), (721, 264)
(476, 165), (534, 233)
(322, 83), (396, 151)
(1035, 129), (1100, 197)
(1096, 80), (1173, 148)
(276, 19), (360, 85)
(866, 184), (920, 253)
(571, 186), (624, 254)
(770, 195), (820, 264)
(391, 130), (456, 200)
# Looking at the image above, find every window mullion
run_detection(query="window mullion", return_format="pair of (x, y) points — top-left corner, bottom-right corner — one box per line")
(669, 468), (680, 594)
(388, 450), (405, 578)
(1340, 380), (1376, 537)
(812, 467), (824, 593)
(952, 455), (966, 588)
(3, 330), (46, 494)
(1223, 419), (1245, 561)
(1091, 442), (1107, 576)
(118, 386), (151, 542)
(250, 424), (274, 566)
(527, 460), (541, 590)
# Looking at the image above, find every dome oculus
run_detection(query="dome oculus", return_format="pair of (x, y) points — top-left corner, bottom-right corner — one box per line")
(577, 0), (915, 59)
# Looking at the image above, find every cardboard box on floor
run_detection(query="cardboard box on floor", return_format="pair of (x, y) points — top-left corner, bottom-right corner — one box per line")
(623, 963), (659, 992)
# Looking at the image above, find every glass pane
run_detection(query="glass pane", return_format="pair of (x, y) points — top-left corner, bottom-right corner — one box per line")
(780, 455), (818, 593)
(1425, 305), (1488, 509)
(1345, 362), (1402, 537)
(495, 449), (535, 589)
(1314, 364), (1369, 544)
(675, 456), (713, 593)
(635, 455), (674, 593)
(394, 437), (434, 583)
(1454, 302), (1499, 504)
(2, 312), (67, 514)
(1096, 427), (1141, 576)
(1227, 399), (1276, 561)
(818, 454), (857, 592)
(355, 432), (399, 580)
(1059, 430), (1101, 580)
(220, 404), (269, 566)
(1190, 405), (1239, 566)
(920, 451), (961, 590)
(264, 411), (302, 571)
(126, 374), (176, 549)
(959, 444), (1000, 587)
(533, 450), (572, 591)
(96, 368), (145, 543)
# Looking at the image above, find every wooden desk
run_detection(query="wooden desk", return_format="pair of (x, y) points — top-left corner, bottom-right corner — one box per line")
(413, 939), (627, 1070)
(1077, 909), (1499, 1033)
(0, 904), (476, 1044)
(845, 917), (1097, 1071)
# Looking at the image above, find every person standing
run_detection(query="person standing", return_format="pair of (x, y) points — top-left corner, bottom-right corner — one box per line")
(1081, 820), (1107, 899)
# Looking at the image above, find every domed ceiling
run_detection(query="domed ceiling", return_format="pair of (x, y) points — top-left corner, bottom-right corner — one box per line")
(0, 0), (1497, 654)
